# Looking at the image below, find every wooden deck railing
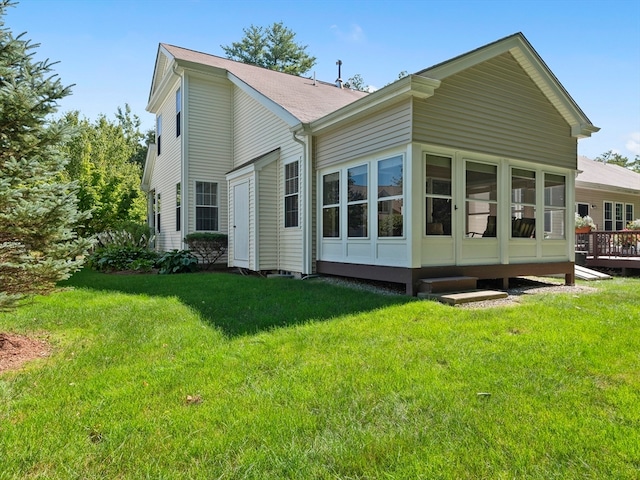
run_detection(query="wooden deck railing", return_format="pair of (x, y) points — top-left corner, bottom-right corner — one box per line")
(575, 230), (640, 258)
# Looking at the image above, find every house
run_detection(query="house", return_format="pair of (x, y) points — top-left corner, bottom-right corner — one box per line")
(142, 32), (599, 295)
(575, 156), (639, 230)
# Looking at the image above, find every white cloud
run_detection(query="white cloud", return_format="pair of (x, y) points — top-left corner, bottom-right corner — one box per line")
(625, 131), (640, 155)
(330, 24), (365, 43)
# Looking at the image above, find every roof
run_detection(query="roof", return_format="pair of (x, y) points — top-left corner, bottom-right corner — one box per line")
(577, 156), (640, 192)
(155, 44), (368, 124)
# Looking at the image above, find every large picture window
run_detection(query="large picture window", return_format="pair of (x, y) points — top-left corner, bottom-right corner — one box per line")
(466, 162), (497, 237)
(425, 154), (452, 236)
(377, 156), (403, 237)
(511, 168), (536, 238)
(195, 181), (218, 231)
(322, 172), (340, 237)
(544, 174), (565, 239)
(348, 165), (368, 237)
(284, 161), (299, 228)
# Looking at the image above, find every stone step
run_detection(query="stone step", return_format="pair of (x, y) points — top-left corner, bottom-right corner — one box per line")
(418, 276), (478, 294)
(418, 289), (508, 305)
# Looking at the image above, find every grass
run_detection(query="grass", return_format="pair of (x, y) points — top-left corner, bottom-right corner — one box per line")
(0, 269), (639, 479)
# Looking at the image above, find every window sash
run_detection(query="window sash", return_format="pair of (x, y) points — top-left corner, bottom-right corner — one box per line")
(195, 182), (218, 231)
(284, 162), (299, 227)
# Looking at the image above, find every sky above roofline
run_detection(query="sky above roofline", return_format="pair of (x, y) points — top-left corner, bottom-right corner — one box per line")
(5, 0), (640, 159)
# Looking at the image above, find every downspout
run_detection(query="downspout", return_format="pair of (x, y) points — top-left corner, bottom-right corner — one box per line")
(173, 64), (187, 250)
(292, 126), (312, 275)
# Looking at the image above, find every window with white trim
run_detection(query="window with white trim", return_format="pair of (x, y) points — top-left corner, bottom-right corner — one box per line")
(466, 162), (498, 238)
(195, 181), (218, 231)
(377, 156), (403, 237)
(156, 192), (161, 233)
(156, 115), (162, 156)
(322, 172), (340, 237)
(176, 182), (181, 231)
(625, 204), (634, 226)
(347, 165), (368, 237)
(615, 202), (624, 230)
(176, 88), (181, 137)
(544, 174), (565, 239)
(284, 161), (299, 228)
(511, 168), (536, 238)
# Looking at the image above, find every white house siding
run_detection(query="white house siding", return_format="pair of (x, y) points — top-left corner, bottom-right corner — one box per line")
(413, 52), (577, 171)
(233, 88), (304, 273)
(315, 100), (412, 170)
(186, 74), (233, 238)
(150, 77), (182, 251)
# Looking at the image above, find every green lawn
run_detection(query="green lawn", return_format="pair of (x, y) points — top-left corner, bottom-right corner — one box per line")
(1, 269), (639, 479)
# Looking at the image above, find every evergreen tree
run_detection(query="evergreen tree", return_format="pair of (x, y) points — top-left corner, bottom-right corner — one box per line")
(221, 22), (316, 76)
(0, 0), (91, 309)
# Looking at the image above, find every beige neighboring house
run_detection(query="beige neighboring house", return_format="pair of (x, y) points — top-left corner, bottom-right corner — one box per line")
(142, 32), (599, 295)
(575, 156), (640, 230)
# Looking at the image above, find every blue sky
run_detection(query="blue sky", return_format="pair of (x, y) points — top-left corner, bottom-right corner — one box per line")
(6, 0), (640, 159)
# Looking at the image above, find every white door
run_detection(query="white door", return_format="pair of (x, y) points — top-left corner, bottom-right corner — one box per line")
(233, 181), (250, 268)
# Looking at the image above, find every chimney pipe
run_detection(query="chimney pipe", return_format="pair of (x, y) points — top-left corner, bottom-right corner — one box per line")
(336, 59), (343, 88)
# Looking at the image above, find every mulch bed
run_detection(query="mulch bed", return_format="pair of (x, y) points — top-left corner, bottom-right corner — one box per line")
(0, 333), (51, 374)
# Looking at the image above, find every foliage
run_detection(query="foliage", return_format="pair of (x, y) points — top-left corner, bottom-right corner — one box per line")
(595, 150), (640, 173)
(88, 246), (158, 273)
(184, 232), (228, 267)
(627, 218), (640, 230)
(574, 212), (595, 230)
(344, 73), (367, 92)
(156, 249), (198, 274)
(58, 106), (148, 236)
(1, 271), (639, 477)
(220, 22), (316, 76)
(95, 221), (154, 249)
(0, 0), (91, 310)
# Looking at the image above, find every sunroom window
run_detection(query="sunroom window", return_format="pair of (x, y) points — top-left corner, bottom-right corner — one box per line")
(466, 162), (497, 237)
(377, 156), (403, 237)
(347, 165), (368, 237)
(322, 172), (340, 237)
(425, 154), (452, 236)
(544, 174), (565, 239)
(511, 168), (536, 238)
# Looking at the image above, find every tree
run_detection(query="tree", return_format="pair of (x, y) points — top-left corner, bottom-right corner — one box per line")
(221, 22), (316, 76)
(345, 74), (367, 92)
(596, 150), (640, 173)
(0, 0), (91, 309)
(59, 106), (148, 236)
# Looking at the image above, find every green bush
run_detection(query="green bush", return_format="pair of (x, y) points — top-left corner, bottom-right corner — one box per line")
(96, 222), (154, 249)
(156, 250), (199, 275)
(88, 246), (159, 272)
(184, 233), (228, 268)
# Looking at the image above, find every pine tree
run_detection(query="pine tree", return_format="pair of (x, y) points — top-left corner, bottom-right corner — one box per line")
(0, 0), (91, 309)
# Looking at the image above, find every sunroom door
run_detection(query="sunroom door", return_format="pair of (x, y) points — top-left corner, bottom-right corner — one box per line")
(232, 181), (250, 268)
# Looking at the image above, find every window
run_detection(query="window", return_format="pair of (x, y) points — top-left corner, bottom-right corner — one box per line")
(604, 201), (613, 230)
(322, 172), (340, 237)
(511, 168), (536, 238)
(625, 204), (634, 226)
(156, 115), (162, 156)
(176, 88), (181, 137)
(377, 156), (403, 237)
(284, 161), (299, 228)
(348, 165), (368, 237)
(576, 203), (589, 218)
(425, 154), (452, 236)
(195, 181), (218, 231)
(176, 183), (181, 231)
(466, 162), (497, 237)
(155, 193), (161, 233)
(615, 202), (625, 230)
(544, 174), (565, 239)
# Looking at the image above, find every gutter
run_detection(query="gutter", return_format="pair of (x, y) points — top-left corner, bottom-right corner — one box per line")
(292, 125), (312, 275)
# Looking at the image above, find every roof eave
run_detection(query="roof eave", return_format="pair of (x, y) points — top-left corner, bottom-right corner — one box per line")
(309, 75), (440, 134)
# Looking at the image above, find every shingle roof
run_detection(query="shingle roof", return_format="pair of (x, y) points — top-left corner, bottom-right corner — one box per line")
(577, 156), (640, 192)
(161, 44), (368, 124)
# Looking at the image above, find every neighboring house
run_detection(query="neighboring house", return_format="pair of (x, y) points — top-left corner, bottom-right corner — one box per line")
(142, 32), (599, 295)
(575, 156), (640, 230)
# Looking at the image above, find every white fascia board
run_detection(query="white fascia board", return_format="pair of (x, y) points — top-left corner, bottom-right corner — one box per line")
(226, 149), (280, 182)
(141, 143), (156, 192)
(577, 181), (640, 196)
(309, 75), (440, 134)
(226, 72), (301, 128)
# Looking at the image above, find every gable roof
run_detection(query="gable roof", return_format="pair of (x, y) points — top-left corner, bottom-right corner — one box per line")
(148, 44), (368, 125)
(577, 156), (640, 193)
(416, 32), (599, 138)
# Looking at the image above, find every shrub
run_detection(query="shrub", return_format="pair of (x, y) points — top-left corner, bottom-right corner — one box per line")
(88, 246), (159, 273)
(156, 250), (199, 275)
(95, 222), (154, 249)
(184, 233), (228, 268)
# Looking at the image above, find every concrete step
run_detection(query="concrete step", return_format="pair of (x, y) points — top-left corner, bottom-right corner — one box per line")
(418, 276), (478, 294)
(418, 289), (508, 305)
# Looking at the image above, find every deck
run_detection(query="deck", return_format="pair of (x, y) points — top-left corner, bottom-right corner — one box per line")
(576, 230), (640, 275)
